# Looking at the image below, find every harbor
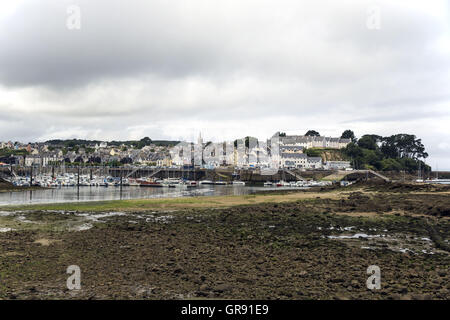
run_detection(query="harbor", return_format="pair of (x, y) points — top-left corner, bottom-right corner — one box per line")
(0, 184), (310, 206)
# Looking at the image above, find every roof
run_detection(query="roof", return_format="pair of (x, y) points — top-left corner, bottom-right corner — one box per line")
(280, 146), (303, 151)
(281, 153), (307, 159)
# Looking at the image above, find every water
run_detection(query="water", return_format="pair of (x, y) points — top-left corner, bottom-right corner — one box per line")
(425, 179), (450, 185)
(0, 185), (306, 206)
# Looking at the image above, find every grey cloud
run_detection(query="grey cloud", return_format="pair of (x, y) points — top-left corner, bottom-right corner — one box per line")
(0, 0), (449, 169)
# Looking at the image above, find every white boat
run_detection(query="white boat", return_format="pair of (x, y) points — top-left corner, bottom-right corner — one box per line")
(161, 178), (181, 187)
(232, 181), (246, 185)
(214, 181), (227, 185)
(199, 180), (214, 185)
(263, 182), (273, 187)
(180, 180), (198, 187)
(128, 178), (140, 186)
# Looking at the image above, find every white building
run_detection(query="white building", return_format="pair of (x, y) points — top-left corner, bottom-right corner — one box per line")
(306, 157), (323, 169)
(279, 134), (351, 150)
(326, 161), (351, 170)
(281, 153), (308, 168)
(281, 153), (324, 169)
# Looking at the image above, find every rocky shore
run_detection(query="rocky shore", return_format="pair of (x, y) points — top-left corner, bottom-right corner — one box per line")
(0, 182), (448, 300)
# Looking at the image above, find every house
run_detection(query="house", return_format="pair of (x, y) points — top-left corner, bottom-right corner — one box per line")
(281, 153), (308, 168)
(306, 157), (323, 169)
(40, 153), (63, 167)
(326, 161), (351, 170)
(338, 139), (351, 148)
(281, 153), (324, 169)
(325, 137), (340, 148)
(24, 156), (41, 166)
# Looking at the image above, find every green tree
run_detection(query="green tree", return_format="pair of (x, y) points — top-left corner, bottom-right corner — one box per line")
(379, 158), (402, 171)
(341, 130), (356, 142)
(305, 130), (320, 136)
(357, 135), (381, 150)
(381, 134), (428, 160)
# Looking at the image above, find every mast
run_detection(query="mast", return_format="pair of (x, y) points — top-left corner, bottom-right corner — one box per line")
(418, 161), (421, 180)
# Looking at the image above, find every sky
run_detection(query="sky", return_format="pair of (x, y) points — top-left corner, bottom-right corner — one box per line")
(0, 0), (449, 169)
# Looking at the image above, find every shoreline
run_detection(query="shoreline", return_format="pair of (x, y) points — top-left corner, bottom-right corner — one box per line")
(0, 182), (448, 300)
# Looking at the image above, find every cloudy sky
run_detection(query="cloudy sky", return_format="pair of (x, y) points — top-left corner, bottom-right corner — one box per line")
(0, 0), (449, 169)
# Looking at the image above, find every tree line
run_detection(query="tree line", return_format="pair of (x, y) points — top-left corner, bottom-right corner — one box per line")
(340, 130), (430, 172)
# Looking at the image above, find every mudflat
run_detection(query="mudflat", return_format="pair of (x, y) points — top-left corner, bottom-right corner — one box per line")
(0, 182), (448, 300)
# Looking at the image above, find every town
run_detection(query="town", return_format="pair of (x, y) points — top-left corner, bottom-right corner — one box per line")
(0, 131), (352, 171)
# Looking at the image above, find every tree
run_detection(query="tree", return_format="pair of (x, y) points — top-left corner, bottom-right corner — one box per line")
(357, 135), (381, 150)
(305, 130), (320, 137)
(379, 158), (402, 171)
(88, 156), (102, 164)
(380, 134), (428, 160)
(74, 156), (84, 163)
(343, 142), (364, 169)
(120, 157), (133, 164)
(341, 130), (356, 142)
(345, 133), (429, 172)
(107, 160), (122, 167)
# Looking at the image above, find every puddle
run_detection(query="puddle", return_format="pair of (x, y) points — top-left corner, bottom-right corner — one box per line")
(70, 223), (93, 231)
(324, 227), (445, 256)
(76, 211), (127, 222)
(15, 215), (35, 223)
(145, 215), (174, 224)
(327, 233), (383, 239)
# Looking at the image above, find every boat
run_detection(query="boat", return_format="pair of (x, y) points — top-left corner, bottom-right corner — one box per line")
(128, 178), (140, 186)
(295, 181), (306, 187)
(232, 181), (246, 185)
(276, 180), (289, 187)
(199, 180), (214, 185)
(137, 178), (163, 187)
(179, 180), (198, 187)
(161, 178), (181, 187)
(263, 181), (273, 187)
(214, 181), (227, 185)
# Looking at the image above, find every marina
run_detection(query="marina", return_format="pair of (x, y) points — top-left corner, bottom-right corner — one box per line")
(0, 180), (314, 206)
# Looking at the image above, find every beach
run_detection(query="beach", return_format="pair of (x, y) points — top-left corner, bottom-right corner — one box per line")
(0, 182), (448, 300)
